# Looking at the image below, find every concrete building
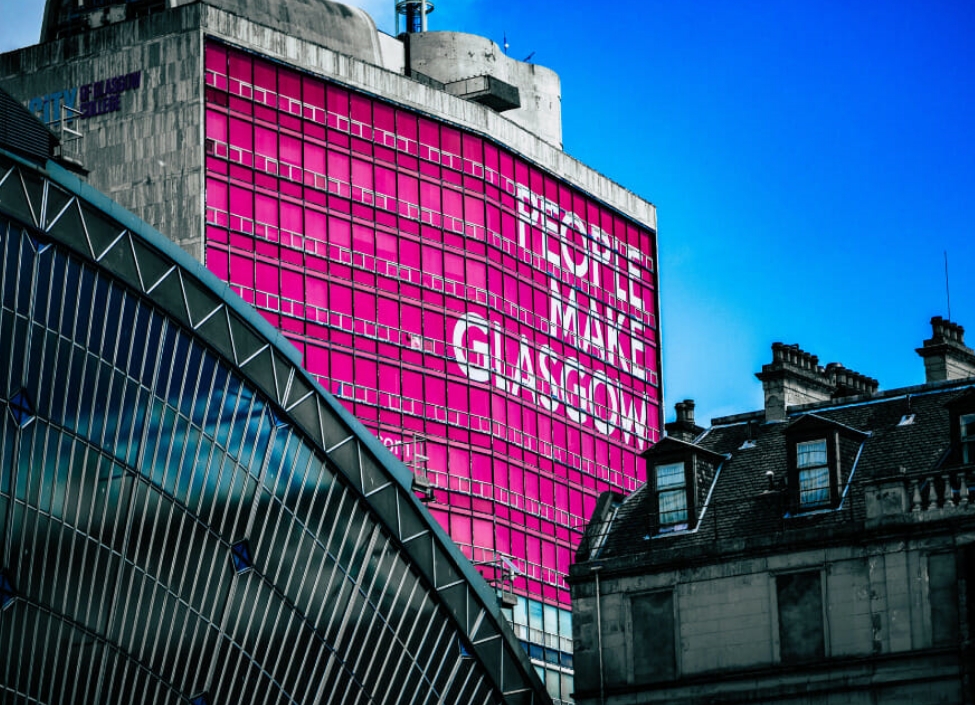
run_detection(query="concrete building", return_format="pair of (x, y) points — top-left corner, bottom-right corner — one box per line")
(569, 320), (975, 705)
(0, 2), (661, 701)
(0, 88), (550, 704)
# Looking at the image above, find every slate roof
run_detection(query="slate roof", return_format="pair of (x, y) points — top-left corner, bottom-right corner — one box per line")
(579, 377), (975, 572)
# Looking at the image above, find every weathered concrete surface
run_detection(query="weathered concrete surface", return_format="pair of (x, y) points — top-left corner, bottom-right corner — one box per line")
(406, 31), (562, 148)
(0, 8), (204, 259)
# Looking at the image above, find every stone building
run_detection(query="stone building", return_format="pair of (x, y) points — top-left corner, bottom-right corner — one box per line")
(569, 318), (975, 705)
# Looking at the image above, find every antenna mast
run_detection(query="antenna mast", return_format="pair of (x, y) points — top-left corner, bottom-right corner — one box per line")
(945, 250), (952, 320)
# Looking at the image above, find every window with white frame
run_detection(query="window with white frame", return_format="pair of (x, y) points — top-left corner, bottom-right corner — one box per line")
(655, 461), (687, 526)
(796, 439), (830, 508)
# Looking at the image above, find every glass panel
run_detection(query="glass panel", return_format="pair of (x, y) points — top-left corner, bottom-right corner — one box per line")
(658, 489), (687, 525)
(654, 462), (684, 489)
(799, 465), (830, 507)
(796, 439), (827, 468)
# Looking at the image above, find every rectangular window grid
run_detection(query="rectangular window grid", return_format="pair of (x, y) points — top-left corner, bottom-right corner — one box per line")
(797, 439), (829, 508)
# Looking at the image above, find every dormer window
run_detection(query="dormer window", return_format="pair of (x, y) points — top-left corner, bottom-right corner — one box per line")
(642, 435), (727, 535)
(785, 414), (868, 515)
(655, 462), (688, 526)
(961, 413), (975, 464)
(796, 439), (830, 508)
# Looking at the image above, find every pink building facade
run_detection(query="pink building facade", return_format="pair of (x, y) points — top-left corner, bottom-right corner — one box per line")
(202, 40), (661, 699)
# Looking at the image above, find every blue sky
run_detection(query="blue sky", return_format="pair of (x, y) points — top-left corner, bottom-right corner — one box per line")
(4, 0), (974, 425)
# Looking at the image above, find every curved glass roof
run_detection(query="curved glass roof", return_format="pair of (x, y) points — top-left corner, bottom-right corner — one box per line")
(0, 147), (549, 705)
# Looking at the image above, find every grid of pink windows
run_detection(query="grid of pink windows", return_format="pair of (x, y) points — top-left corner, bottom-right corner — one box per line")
(202, 40), (661, 608)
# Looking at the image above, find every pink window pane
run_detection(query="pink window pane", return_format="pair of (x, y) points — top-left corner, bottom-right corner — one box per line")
(471, 453), (494, 482)
(303, 75), (324, 108)
(377, 232), (397, 260)
(400, 239), (420, 269)
(207, 179), (227, 210)
(331, 351), (353, 383)
(450, 515), (472, 546)
(353, 225), (375, 255)
(281, 269), (302, 299)
(354, 290), (376, 320)
(422, 309), (444, 342)
(230, 254), (254, 287)
(206, 109), (227, 142)
(228, 51), (252, 82)
(464, 195), (484, 226)
(448, 381), (467, 412)
(280, 134), (301, 166)
(256, 261), (278, 294)
(465, 259), (485, 289)
(492, 458), (508, 489)
(331, 283), (352, 314)
(496, 524), (511, 554)
(401, 304), (421, 334)
(281, 202), (302, 233)
(473, 518), (493, 548)
(352, 158), (373, 189)
(205, 42), (226, 72)
(327, 84), (349, 115)
(398, 173), (418, 204)
(255, 126), (277, 158)
(328, 216), (351, 248)
(448, 446), (469, 476)
(418, 118), (439, 147)
(441, 126), (460, 156)
(375, 166), (395, 198)
(426, 376), (445, 406)
(255, 193), (278, 226)
(278, 67), (300, 101)
(373, 102), (394, 132)
(356, 357), (377, 387)
(509, 466), (524, 497)
(305, 344), (328, 376)
(254, 60), (276, 92)
(403, 369), (422, 394)
(378, 296), (398, 327)
(327, 150), (350, 181)
(421, 245), (442, 276)
(351, 93), (371, 122)
(396, 109), (418, 141)
(378, 363), (400, 393)
(207, 247), (228, 278)
(542, 541), (556, 570)
(491, 393), (506, 425)
(442, 188), (462, 217)
(229, 118), (252, 150)
(420, 181), (440, 210)
(462, 133), (482, 162)
(470, 387), (488, 416)
(444, 253), (463, 282)
(306, 275), (327, 308)
(229, 186), (253, 218)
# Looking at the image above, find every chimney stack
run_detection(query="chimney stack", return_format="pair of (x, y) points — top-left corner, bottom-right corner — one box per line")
(755, 343), (877, 421)
(825, 363), (879, 399)
(916, 316), (975, 383)
(665, 399), (705, 442)
(755, 343), (833, 421)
